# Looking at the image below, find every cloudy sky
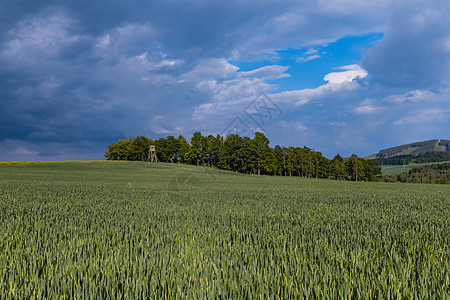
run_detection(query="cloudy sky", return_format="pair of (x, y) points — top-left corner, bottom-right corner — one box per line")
(0, 0), (449, 161)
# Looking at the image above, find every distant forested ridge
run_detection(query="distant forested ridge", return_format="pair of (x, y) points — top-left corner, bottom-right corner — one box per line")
(105, 132), (381, 181)
(375, 151), (450, 165)
(376, 139), (449, 158)
(382, 163), (450, 184)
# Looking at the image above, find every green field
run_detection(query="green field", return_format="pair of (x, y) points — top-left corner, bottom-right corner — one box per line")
(0, 162), (449, 298)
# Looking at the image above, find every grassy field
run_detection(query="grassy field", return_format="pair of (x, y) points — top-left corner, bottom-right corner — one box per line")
(0, 161), (449, 298)
(381, 161), (450, 175)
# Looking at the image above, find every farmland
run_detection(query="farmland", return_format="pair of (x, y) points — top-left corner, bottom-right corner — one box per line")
(0, 161), (449, 298)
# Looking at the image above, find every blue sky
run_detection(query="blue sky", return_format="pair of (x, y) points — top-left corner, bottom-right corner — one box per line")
(0, 0), (449, 161)
(233, 33), (383, 91)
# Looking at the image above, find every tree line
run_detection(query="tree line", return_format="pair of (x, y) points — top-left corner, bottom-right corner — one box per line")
(105, 132), (382, 181)
(382, 163), (450, 184)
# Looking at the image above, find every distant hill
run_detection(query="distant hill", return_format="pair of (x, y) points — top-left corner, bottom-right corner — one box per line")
(376, 139), (449, 159)
(375, 151), (450, 166)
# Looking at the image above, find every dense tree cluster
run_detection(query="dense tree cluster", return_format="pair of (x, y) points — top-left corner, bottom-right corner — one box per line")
(375, 151), (450, 165)
(105, 132), (382, 181)
(382, 163), (450, 184)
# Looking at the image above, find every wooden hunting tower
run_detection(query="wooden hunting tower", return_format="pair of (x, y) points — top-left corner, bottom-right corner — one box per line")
(149, 146), (158, 162)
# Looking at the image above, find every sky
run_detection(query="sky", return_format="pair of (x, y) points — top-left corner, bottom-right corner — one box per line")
(0, 0), (449, 161)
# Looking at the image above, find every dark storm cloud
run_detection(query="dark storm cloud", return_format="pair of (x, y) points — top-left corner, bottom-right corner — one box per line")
(0, 0), (391, 161)
(362, 0), (450, 89)
(2, 0), (447, 161)
(1, 0), (302, 59)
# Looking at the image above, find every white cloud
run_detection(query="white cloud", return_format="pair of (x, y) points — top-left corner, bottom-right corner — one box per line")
(334, 64), (362, 71)
(94, 23), (159, 61)
(273, 65), (369, 103)
(132, 52), (183, 71)
(190, 63), (375, 139)
(296, 48), (322, 63)
(393, 108), (447, 125)
(183, 60), (288, 104)
(329, 121), (348, 127)
(180, 58), (239, 83)
(276, 120), (308, 132)
(384, 89), (434, 103)
(324, 66), (367, 84)
(354, 99), (384, 114)
(305, 48), (319, 55)
(1, 9), (78, 61)
(192, 63), (370, 122)
(238, 65), (289, 79)
(297, 54), (321, 63)
(154, 128), (182, 135)
(96, 34), (111, 49)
